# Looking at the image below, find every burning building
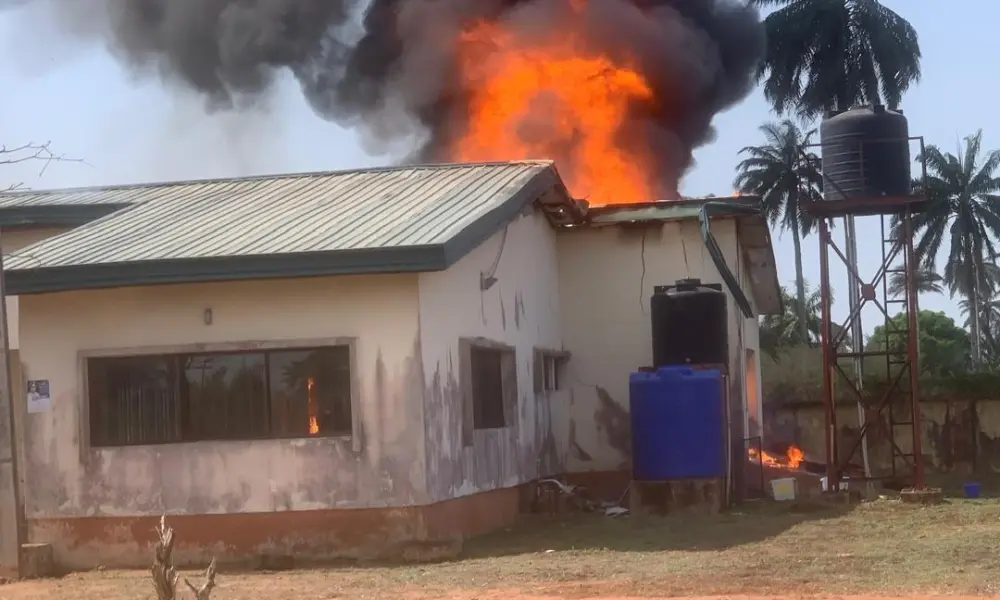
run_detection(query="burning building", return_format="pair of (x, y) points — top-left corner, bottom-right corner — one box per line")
(0, 160), (780, 569)
(0, 0), (780, 572)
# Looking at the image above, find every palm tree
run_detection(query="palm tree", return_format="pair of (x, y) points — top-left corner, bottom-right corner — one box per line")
(887, 268), (945, 299)
(960, 293), (1000, 365)
(749, 0), (921, 117)
(896, 130), (1000, 364)
(958, 268), (1000, 366)
(735, 120), (822, 342)
(759, 281), (848, 360)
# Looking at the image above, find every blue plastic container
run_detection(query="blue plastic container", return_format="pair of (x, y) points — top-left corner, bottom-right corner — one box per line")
(963, 482), (982, 498)
(628, 366), (725, 480)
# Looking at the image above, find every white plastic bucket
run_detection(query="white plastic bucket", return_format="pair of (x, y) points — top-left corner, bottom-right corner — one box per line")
(770, 477), (797, 501)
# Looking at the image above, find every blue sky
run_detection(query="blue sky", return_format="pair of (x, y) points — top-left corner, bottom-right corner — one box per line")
(0, 1), (987, 332)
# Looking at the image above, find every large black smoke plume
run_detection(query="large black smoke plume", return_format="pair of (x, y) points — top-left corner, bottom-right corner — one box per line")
(49, 0), (765, 195)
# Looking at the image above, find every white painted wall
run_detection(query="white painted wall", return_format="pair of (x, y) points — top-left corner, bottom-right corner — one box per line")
(17, 275), (426, 518)
(1, 227), (71, 349)
(556, 218), (761, 474)
(13, 211), (765, 524)
(418, 207), (566, 502)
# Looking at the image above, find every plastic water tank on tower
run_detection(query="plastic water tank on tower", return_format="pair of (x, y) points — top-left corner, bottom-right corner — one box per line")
(821, 104), (912, 202)
(629, 366), (726, 480)
(651, 278), (728, 367)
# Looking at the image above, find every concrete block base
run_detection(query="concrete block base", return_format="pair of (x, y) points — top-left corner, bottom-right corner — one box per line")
(900, 487), (944, 505)
(20, 543), (55, 579)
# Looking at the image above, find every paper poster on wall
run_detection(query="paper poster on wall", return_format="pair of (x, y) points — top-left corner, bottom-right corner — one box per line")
(26, 380), (51, 414)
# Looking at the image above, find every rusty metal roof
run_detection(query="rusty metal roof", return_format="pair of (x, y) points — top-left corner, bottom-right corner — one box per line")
(6, 161), (570, 294)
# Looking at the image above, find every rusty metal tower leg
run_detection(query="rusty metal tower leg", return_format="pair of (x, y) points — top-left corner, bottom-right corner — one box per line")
(818, 219), (839, 490)
(903, 210), (926, 488)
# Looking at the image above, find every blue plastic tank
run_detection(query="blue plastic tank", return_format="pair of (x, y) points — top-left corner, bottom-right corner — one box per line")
(628, 366), (725, 480)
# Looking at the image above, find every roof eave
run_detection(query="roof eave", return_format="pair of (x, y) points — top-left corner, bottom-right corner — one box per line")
(735, 215), (782, 315)
(0, 204), (130, 228)
(5, 245), (453, 295)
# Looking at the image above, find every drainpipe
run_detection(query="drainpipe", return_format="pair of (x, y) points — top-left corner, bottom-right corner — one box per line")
(698, 201), (758, 319)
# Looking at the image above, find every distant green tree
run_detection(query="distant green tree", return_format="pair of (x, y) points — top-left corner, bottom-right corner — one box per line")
(868, 311), (971, 376)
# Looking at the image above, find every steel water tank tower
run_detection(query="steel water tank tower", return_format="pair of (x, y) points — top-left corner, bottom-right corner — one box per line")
(804, 104), (930, 493)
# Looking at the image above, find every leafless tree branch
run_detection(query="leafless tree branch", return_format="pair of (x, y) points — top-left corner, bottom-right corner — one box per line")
(184, 559), (217, 600)
(1, 141), (87, 192)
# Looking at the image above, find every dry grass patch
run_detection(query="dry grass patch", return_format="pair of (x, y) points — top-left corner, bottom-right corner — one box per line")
(6, 497), (1000, 599)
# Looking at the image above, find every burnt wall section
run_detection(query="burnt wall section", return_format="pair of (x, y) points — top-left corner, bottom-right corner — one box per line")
(17, 275), (428, 521)
(418, 208), (567, 503)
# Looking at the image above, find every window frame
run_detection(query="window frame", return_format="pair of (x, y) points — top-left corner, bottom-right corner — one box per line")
(79, 338), (361, 451)
(533, 347), (570, 394)
(459, 337), (517, 446)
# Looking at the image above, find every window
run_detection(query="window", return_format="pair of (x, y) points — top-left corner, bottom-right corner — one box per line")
(470, 346), (506, 429)
(534, 348), (569, 393)
(87, 346), (353, 447)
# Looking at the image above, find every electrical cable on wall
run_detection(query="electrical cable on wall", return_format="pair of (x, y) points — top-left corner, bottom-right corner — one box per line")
(638, 228), (648, 313)
(480, 224), (508, 291)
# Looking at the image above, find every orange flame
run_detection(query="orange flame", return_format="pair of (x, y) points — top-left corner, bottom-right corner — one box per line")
(748, 445), (804, 469)
(451, 5), (656, 205)
(307, 377), (319, 435)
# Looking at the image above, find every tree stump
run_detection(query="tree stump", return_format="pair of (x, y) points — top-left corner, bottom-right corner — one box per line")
(150, 516), (217, 600)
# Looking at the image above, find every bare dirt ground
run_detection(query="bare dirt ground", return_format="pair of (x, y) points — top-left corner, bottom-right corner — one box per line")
(5, 497), (1000, 599)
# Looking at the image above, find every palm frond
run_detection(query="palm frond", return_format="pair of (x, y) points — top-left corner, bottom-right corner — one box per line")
(756, 0), (921, 117)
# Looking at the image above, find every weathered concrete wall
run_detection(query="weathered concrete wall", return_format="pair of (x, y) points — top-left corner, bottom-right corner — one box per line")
(418, 207), (566, 502)
(555, 218), (760, 479)
(17, 274), (427, 527)
(767, 399), (1000, 475)
(1, 227), (72, 349)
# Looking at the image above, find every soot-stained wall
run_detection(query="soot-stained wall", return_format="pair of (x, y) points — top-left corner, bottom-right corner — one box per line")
(418, 207), (567, 502)
(17, 275), (427, 521)
(555, 218), (760, 483)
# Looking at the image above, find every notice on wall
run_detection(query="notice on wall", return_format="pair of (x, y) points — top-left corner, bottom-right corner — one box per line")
(26, 379), (51, 414)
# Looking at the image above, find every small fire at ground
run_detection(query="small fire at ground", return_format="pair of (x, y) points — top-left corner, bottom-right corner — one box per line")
(451, 3), (658, 206)
(748, 445), (804, 470)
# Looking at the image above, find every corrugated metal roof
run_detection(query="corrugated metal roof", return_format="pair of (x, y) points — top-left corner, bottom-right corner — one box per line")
(0, 186), (144, 208)
(6, 161), (555, 270)
(0, 181), (141, 228)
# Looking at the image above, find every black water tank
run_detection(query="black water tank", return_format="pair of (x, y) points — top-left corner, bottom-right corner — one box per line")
(651, 278), (728, 367)
(821, 105), (911, 201)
